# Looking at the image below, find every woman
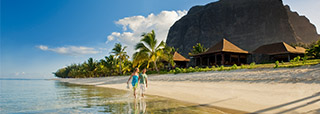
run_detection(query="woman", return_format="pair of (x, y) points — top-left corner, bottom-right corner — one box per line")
(127, 68), (139, 98)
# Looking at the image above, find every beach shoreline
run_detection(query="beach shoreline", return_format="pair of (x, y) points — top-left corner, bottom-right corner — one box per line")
(56, 65), (320, 114)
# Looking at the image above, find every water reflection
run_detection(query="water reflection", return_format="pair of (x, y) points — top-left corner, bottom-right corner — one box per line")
(55, 81), (149, 113)
(54, 81), (245, 114)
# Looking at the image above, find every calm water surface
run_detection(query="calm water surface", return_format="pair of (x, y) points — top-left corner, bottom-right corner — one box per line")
(0, 79), (244, 114)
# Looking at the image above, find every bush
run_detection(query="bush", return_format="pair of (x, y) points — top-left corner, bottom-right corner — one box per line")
(211, 66), (216, 70)
(231, 64), (238, 70)
(187, 67), (195, 73)
(159, 70), (168, 74)
(290, 59), (295, 64)
(302, 56), (308, 64)
(281, 61), (285, 65)
(169, 69), (175, 73)
(306, 40), (320, 59)
(294, 56), (301, 62)
(249, 62), (256, 69)
(182, 68), (187, 73)
(174, 67), (181, 74)
(218, 65), (224, 71)
(240, 64), (246, 69)
(204, 66), (211, 72)
(274, 61), (279, 68)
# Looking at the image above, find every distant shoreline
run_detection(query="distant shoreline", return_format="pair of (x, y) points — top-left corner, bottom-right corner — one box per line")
(57, 64), (320, 113)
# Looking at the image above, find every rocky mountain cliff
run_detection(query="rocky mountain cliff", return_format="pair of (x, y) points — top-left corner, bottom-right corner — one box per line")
(166, 0), (320, 57)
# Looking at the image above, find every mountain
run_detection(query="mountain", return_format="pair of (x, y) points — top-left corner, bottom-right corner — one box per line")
(166, 0), (320, 57)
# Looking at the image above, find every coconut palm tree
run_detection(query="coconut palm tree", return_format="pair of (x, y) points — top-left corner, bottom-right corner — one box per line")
(161, 46), (176, 67)
(189, 43), (207, 55)
(111, 43), (128, 75)
(83, 57), (97, 77)
(134, 30), (166, 72)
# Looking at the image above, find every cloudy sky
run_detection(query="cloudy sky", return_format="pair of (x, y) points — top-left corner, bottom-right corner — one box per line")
(1, 0), (319, 79)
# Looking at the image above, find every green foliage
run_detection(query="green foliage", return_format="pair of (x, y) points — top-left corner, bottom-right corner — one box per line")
(218, 65), (225, 71)
(290, 59), (294, 64)
(274, 61), (279, 68)
(54, 43), (133, 78)
(211, 66), (216, 70)
(306, 40), (320, 59)
(249, 62), (256, 69)
(294, 56), (301, 62)
(133, 30), (167, 73)
(148, 59), (320, 75)
(189, 43), (207, 56)
(290, 56), (302, 65)
(281, 61), (285, 65)
(302, 56), (308, 65)
(240, 64), (246, 69)
(231, 64), (238, 70)
(174, 67), (182, 74)
(111, 43), (128, 75)
(187, 67), (195, 73)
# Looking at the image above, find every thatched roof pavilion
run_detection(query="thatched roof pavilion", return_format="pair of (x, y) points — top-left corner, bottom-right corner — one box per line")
(252, 42), (306, 62)
(173, 52), (190, 68)
(191, 38), (249, 66)
(173, 52), (190, 62)
(253, 42), (305, 55)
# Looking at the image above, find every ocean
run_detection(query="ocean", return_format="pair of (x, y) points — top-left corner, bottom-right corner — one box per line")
(0, 79), (236, 114)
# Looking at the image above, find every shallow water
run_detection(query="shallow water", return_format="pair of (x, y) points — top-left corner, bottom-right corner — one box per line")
(0, 79), (245, 114)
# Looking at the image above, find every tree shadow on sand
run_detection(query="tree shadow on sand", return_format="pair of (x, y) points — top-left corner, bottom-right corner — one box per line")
(250, 92), (320, 114)
(153, 97), (248, 114)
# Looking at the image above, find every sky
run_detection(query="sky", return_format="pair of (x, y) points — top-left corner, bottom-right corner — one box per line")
(1, 0), (319, 79)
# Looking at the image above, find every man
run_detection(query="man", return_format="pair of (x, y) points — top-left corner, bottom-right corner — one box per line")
(138, 68), (148, 97)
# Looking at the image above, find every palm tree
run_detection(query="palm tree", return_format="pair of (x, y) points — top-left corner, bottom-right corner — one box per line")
(189, 43), (207, 55)
(161, 46), (176, 67)
(83, 57), (97, 77)
(87, 58), (96, 71)
(134, 30), (166, 72)
(111, 43), (128, 75)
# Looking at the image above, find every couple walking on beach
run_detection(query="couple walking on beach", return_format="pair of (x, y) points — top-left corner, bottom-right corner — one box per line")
(127, 68), (148, 98)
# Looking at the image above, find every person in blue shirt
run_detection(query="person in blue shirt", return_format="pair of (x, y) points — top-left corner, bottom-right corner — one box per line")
(127, 68), (139, 98)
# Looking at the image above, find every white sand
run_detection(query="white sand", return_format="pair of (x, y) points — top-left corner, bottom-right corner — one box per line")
(57, 65), (320, 114)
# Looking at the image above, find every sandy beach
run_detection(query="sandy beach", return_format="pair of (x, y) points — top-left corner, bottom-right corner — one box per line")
(57, 65), (320, 114)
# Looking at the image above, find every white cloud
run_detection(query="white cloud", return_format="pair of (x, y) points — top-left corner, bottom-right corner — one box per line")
(15, 72), (25, 76)
(106, 10), (187, 56)
(37, 45), (100, 56)
(38, 45), (48, 50)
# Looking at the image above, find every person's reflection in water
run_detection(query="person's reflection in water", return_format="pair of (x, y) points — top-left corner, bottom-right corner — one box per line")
(134, 99), (139, 114)
(140, 98), (147, 114)
(127, 98), (147, 114)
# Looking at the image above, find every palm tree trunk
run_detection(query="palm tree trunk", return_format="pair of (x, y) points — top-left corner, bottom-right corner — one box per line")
(153, 60), (159, 73)
(119, 59), (122, 75)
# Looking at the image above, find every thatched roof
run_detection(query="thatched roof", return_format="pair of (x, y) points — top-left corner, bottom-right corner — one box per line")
(294, 46), (306, 53)
(253, 42), (306, 55)
(192, 38), (248, 56)
(173, 52), (190, 61)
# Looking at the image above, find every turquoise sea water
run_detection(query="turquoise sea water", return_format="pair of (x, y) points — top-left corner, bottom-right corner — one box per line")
(0, 79), (243, 114)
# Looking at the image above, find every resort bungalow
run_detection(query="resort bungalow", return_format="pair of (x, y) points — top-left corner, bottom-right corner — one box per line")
(163, 52), (190, 69)
(172, 52), (190, 68)
(252, 42), (306, 63)
(191, 38), (249, 66)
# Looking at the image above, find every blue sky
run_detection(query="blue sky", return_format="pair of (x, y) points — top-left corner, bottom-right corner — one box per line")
(1, 0), (319, 79)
